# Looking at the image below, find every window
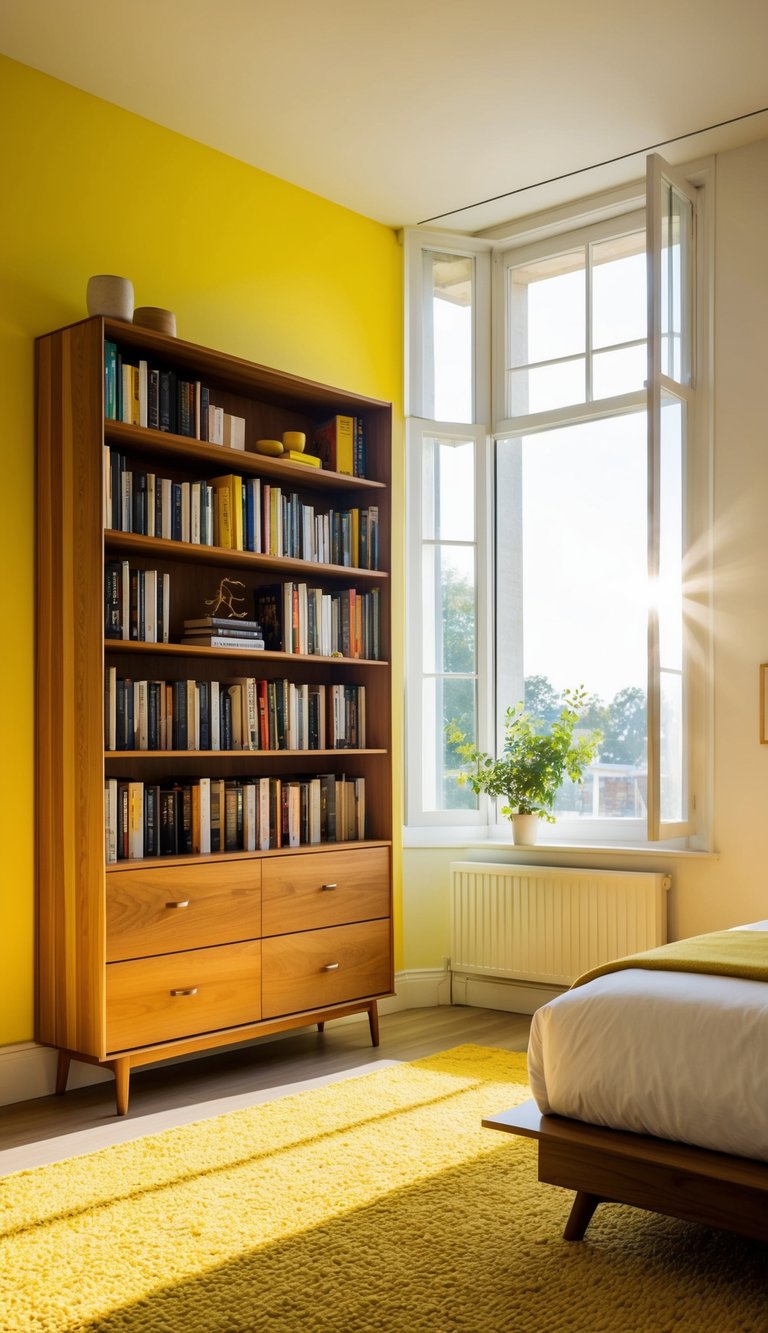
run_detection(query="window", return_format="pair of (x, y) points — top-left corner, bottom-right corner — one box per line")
(405, 158), (710, 846)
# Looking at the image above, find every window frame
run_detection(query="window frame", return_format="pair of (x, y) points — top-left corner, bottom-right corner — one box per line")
(404, 163), (713, 849)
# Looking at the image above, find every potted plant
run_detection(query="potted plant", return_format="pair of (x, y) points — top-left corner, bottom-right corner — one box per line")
(446, 687), (602, 844)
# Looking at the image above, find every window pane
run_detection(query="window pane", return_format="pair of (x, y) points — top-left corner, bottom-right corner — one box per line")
(593, 344), (646, 399)
(497, 413), (648, 821)
(508, 250), (585, 367)
(657, 392), (685, 824)
(421, 676), (478, 811)
(592, 235), (646, 348)
(425, 251), (473, 423)
(422, 545), (476, 674)
(507, 358), (586, 416)
(422, 436), (475, 541)
(660, 182), (693, 384)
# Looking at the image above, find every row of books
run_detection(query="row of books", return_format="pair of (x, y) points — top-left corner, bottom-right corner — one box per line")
(104, 562), (170, 643)
(104, 451), (380, 569)
(257, 582), (381, 661)
(104, 346), (369, 479)
(313, 414), (367, 478)
(105, 773), (367, 862)
(104, 672), (366, 752)
(104, 342), (244, 445)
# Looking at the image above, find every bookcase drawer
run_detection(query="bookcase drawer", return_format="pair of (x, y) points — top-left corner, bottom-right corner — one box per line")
(106, 939), (262, 1051)
(262, 918), (390, 1018)
(106, 861), (261, 961)
(262, 847), (389, 936)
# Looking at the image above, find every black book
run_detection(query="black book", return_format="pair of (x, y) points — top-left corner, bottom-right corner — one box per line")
(171, 482), (182, 542)
(147, 681), (160, 750)
(198, 679), (210, 750)
(144, 784), (160, 856)
(224, 780), (242, 851)
(220, 689), (232, 751)
(148, 368), (160, 431)
(180, 783), (193, 854)
(159, 787), (179, 854)
(104, 560), (122, 639)
(172, 679), (188, 750)
(132, 471), (147, 536)
(110, 452), (123, 530)
(254, 586), (282, 651)
(159, 370), (177, 434)
(200, 386), (209, 441)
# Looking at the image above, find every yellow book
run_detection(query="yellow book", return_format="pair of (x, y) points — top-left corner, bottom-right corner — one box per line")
(285, 449), (321, 467)
(211, 475), (243, 550)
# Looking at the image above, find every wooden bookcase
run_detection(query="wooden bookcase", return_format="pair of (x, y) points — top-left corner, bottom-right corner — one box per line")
(35, 316), (393, 1114)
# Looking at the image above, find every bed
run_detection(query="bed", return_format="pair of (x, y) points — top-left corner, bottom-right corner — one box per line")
(482, 921), (768, 1242)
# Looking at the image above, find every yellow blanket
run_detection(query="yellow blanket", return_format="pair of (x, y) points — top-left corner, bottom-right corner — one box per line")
(572, 928), (768, 989)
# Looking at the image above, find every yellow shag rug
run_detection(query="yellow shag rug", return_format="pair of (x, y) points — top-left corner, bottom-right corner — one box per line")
(1, 1045), (766, 1332)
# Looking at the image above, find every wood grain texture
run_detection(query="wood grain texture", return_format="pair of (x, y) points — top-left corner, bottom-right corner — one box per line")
(106, 860), (261, 961)
(36, 315), (393, 1102)
(483, 1098), (768, 1243)
(262, 846), (389, 936)
(262, 919), (391, 1018)
(106, 939), (262, 1051)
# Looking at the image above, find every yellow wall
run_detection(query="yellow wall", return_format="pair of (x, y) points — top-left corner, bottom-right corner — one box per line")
(0, 55), (404, 1046)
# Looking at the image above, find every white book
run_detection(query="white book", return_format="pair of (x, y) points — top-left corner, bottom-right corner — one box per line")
(300, 683), (309, 750)
(190, 482), (201, 545)
(105, 664), (117, 751)
(204, 485), (214, 545)
(258, 776), (271, 851)
(144, 569), (157, 644)
(287, 782), (301, 848)
(287, 682), (298, 751)
(308, 778), (321, 845)
(243, 781), (257, 852)
(198, 776), (211, 855)
(105, 778), (118, 864)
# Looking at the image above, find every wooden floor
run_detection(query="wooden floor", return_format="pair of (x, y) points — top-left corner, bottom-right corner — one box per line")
(0, 1006), (531, 1175)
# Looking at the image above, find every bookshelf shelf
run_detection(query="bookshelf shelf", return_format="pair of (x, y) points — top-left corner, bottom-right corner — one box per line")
(36, 315), (393, 1115)
(105, 529), (388, 581)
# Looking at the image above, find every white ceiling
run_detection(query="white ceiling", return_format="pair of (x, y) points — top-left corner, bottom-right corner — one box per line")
(2, 0), (768, 232)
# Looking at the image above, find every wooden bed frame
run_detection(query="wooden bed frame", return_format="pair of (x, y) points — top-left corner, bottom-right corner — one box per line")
(483, 1099), (768, 1243)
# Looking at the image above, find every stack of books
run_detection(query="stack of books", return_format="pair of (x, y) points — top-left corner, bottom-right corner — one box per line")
(182, 616), (265, 650)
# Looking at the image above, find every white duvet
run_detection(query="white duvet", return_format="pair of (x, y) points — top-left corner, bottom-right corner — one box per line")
(527, 920), (768, 1160)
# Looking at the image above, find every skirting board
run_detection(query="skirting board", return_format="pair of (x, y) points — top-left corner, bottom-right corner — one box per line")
(450, 971), (565, 1016)
(0, 969), (451, 1108)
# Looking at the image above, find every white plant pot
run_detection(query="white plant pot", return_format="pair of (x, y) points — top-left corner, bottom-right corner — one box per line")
(511, 813), (540, 845)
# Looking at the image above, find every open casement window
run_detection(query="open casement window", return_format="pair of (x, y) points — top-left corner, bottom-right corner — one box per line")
(646, 153), (698, 840)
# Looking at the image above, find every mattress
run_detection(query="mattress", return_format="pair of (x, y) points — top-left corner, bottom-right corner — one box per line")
(527, 919), (768, 1160)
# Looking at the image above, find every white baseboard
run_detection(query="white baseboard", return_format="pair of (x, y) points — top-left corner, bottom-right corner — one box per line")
(0, 969), (453, 1109)
(450, 971), (565, 1015)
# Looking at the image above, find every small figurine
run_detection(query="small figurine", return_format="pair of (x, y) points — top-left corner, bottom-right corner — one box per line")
(205, 577), (249, 619)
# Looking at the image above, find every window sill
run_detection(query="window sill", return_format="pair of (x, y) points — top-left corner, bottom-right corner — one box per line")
(402, 826), (718, 858)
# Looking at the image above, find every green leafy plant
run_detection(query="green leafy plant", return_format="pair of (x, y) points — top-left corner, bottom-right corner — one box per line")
(446, 687), (602, 823)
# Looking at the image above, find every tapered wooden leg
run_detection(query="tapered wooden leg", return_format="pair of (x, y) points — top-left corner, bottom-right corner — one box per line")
(317, 1021), (325, 1032)
(112, 1057), (131, 1116)
(368, 1000), (380, 1047)
(55, 1050), (71, 1096)
(563, 1190), (601, 1241)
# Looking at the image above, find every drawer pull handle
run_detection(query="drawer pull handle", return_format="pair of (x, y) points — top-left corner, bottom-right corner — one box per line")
(320, 883), (337, 892)
(322, 962), (340, 972)
(165, 900), (190, 909)
(170, 987), (198, 996)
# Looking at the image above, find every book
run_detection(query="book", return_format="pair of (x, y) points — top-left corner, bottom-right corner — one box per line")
(181, 634), (265, 650)
(183, 616), (262, 632)
(284, 449), (321, 467)
(314, 415), (354, 474)
(254, 586), (283, 651)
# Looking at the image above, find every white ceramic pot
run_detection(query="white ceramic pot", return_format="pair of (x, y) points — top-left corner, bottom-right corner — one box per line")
(511, 812), (540, 845)
(86, 275), (134, 322)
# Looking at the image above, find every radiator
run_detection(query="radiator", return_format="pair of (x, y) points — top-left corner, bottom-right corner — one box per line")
(450, 862), (670, 987)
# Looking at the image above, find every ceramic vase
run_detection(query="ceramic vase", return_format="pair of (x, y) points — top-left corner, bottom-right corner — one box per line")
(86, 275), (134, 322)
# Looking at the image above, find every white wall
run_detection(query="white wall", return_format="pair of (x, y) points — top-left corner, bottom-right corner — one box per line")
(401, 136), (768, 969)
